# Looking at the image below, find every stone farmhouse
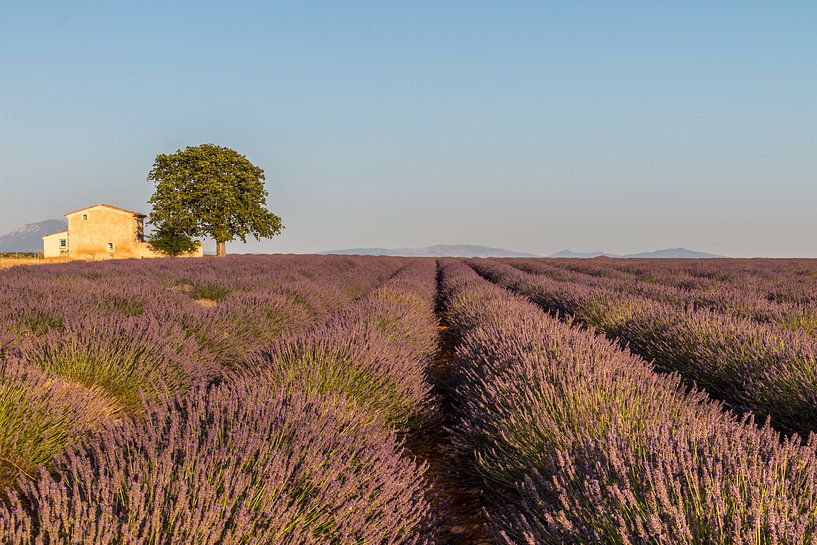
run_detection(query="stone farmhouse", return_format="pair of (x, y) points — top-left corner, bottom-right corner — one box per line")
(42, 204), (202, 259)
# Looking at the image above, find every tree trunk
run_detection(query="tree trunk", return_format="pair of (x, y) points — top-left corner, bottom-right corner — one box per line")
(216, 241), (226, 257)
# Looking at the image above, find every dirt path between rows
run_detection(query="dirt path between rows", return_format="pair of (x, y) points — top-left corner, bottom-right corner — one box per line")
(406, 268), (492, 544)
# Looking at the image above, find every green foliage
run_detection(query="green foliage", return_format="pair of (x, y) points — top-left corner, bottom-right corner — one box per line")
(106, 296), (145, 317)
(782, 313), (817, 335)
(15, 310), (63, 339)
(0, 383), (71, 486)
(147, 144), (283, 255)
(267, 348), (415, 429)
(0, 377), (109, 488)
(149, 224), (200, 257)
(190, 283), (230, 302)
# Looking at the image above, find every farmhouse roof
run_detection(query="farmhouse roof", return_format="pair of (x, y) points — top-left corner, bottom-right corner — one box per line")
(41, 229), (68, 239)
(64, 204), (147, 218)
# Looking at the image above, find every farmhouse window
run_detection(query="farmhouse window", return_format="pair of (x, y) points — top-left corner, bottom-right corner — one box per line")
(107, 242), (114, 252)
(59, 239), (67, 248)
(82, 214), (88, 221)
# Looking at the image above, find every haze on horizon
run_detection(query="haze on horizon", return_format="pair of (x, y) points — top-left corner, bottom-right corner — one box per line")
(1, 2), (815, 258)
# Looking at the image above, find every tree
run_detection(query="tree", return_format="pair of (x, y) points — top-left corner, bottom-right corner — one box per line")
(147, 144), (283, 256)
(148, 224), (200, 257)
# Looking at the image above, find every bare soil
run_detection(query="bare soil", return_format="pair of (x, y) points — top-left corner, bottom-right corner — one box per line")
(406, 328), (492, 545)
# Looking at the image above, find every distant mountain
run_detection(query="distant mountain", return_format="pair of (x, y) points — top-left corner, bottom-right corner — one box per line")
(550, 247), (724, 259)
(550, 249), (615, 258)
(0, 219), (67, 252)
(324, 244), (539, 258)
(623, 247), (724, 259)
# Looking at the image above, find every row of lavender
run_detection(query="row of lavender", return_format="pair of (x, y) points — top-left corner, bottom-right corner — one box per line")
(0, 260), (444, 545)
(2, 257), (440, 543)
(0, 255), (402, 489)
(475, 259), (817, 435)
(514, 258), (817, 331)
(548, 257), (817, 306)
(439, 260), (817, 544)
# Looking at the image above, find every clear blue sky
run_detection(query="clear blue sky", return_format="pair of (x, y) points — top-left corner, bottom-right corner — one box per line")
(1, 2), (815, 256)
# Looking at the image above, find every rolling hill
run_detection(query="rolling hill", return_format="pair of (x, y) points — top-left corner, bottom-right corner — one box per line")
(550, 247), (724, 259)
(324, 244), (539, 258)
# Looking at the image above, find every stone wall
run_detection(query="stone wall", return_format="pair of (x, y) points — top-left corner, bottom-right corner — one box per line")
(42, 231), (69, 258)
(66, 207), (148, 259)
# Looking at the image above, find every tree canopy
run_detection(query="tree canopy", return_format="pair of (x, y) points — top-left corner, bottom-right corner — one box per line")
(147, 144), (283, 256)
(148, 224), (201, 257)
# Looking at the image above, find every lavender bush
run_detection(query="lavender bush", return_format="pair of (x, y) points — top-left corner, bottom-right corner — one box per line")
(439, 259), (817, 544)
(248, 260), (439, 431)
(473, 259), (817, 435)
(0, 380), (434, 544)
(0, 255), (404, 493)
(510, 257), (817, 332)
(0, 357), (112, 488)
(17, 316), (218, 414)
(618, 303), (817, 434)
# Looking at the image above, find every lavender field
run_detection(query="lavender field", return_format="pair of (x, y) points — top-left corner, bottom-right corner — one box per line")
(2, 255), (817, 544)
